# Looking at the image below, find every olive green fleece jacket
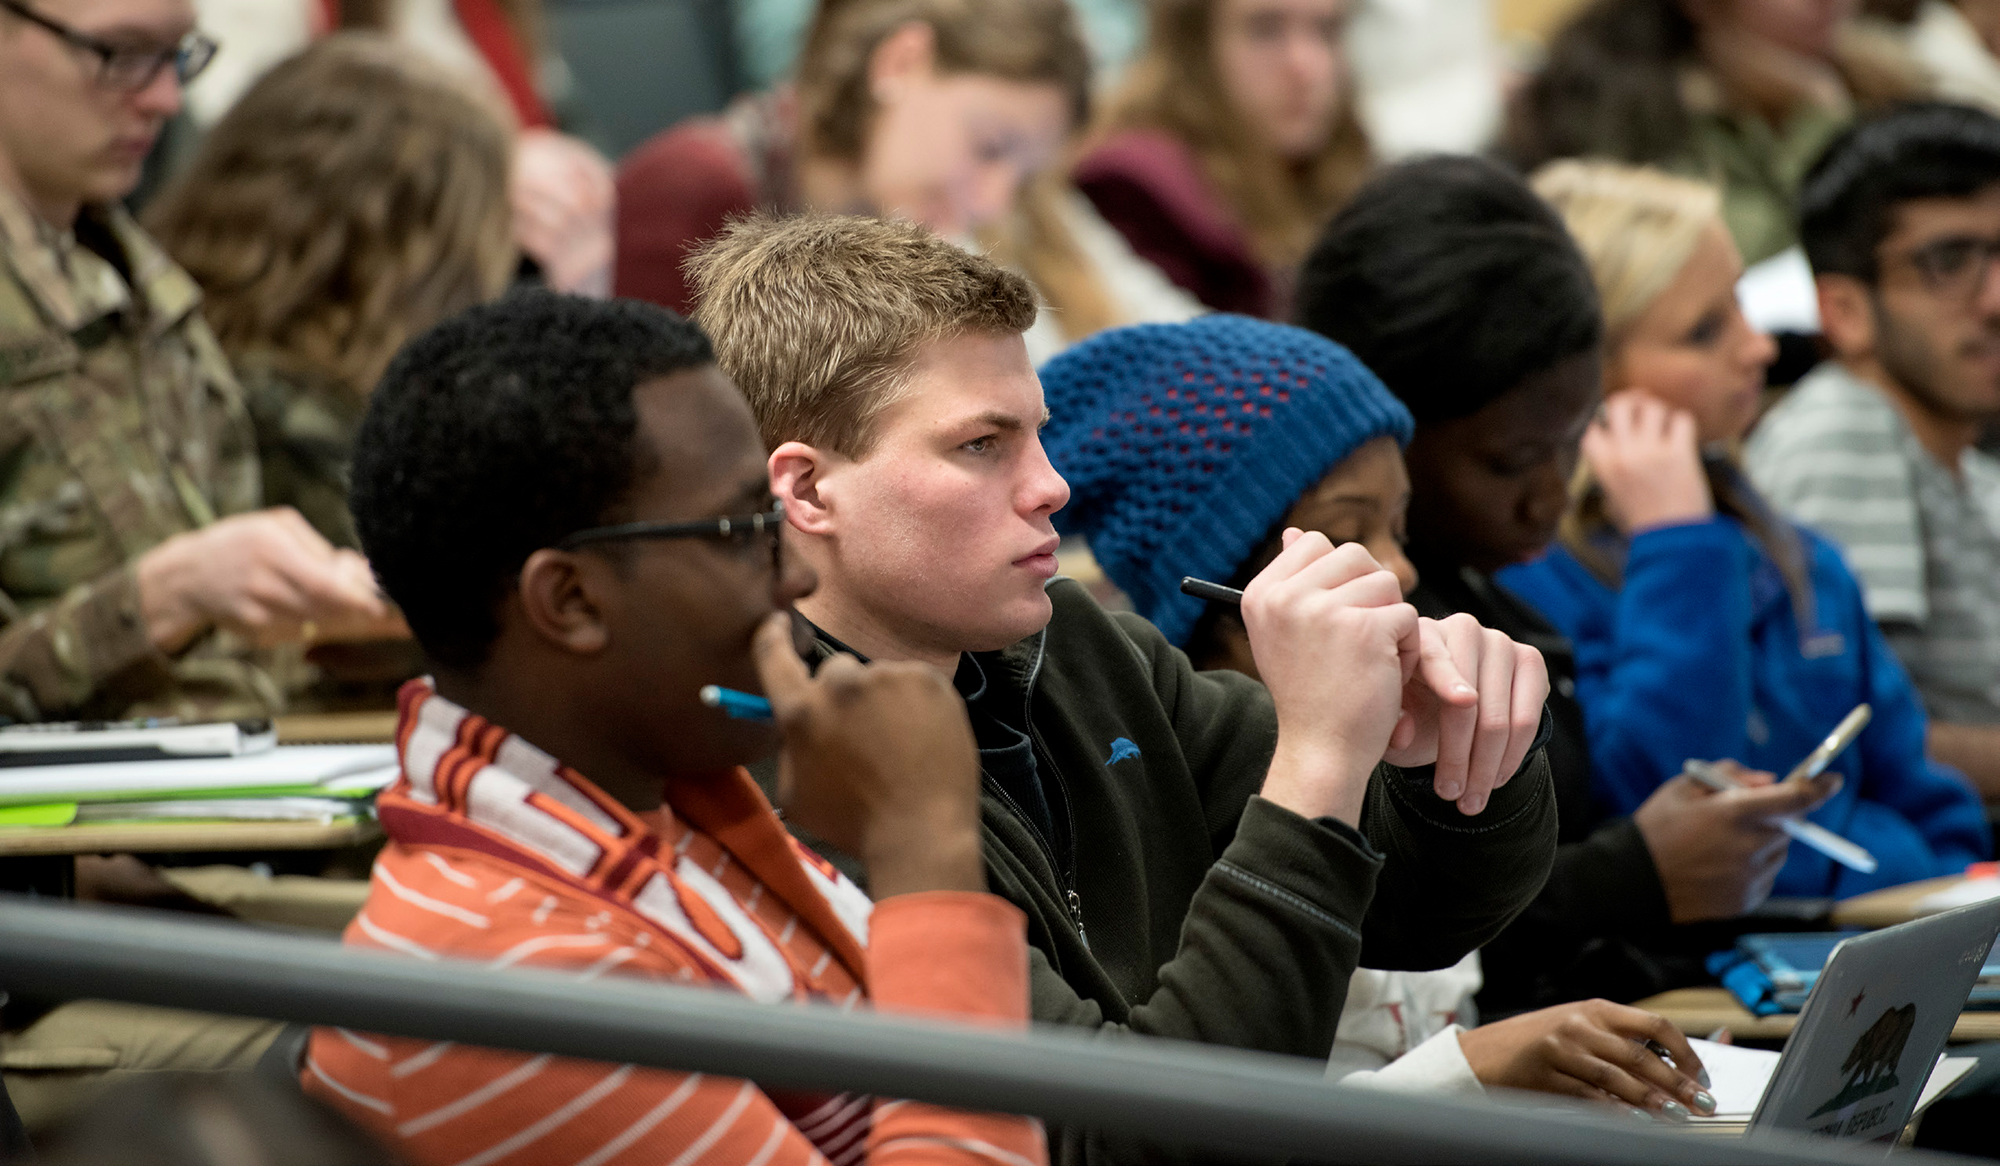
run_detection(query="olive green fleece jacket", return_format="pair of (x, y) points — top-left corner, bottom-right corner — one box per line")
(769, 578), (1558, 1162)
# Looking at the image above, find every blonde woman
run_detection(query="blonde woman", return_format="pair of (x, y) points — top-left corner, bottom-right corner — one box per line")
(149, 34), (516, 549)
(1073, 0), (1372, 318)
(614, 0), (1091, 315)
(1499, 161), (1989, 897)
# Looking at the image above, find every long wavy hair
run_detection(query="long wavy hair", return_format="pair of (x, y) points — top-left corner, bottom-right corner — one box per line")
(1094, 0), (1372, 270)
(1533, 159), (1813, 620)
(147, 34), (516, 397)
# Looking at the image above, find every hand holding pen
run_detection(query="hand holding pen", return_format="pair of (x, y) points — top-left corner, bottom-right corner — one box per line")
(1679, 704), (1877, 875)
(1184, 543), (1548, 818)
(1634, 760), (1842, 923)
(745, 613), (986, 899)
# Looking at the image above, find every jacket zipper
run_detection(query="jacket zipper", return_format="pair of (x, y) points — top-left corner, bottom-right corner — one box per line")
(1017, 630), (1087, 949)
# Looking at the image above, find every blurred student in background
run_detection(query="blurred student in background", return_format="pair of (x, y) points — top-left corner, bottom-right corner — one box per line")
(187, 0), (615, 297)
(1297, 155), (1838, 1011)
(150, 34), (517, 551)
(1040, 315), (1719, 1116)
(1503, 0), (1926, 266)
(1909, 0), (2000, 112)
(1074, 0), (1371, 318)
(1498, 158), (1990, 897)
(1747, 104), (2000, 801)
(615, 0), (1089, 315)
(0, 0), (395, 729)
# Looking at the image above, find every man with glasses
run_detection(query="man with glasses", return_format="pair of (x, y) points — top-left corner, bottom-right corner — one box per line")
(0, 0), (402, 1136)
(306, 290), (1050, 1166)
(1747, 102), (2000, 804)
(0, 0), (392, 730)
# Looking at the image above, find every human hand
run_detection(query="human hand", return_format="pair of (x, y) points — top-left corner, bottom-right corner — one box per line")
(1458, 999), (1715, 1119)
(1385, 613), (1548, 815)
(1583, 392), (1712, 534)
(751, 613), (983, 898)
(512, 128), (615, 296)
(135, 508), (395, 654)
(1244, 530), (1423, 826)
(1633, 762), (1842, 923)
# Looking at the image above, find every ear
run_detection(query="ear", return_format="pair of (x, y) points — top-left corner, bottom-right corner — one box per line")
(867, 20), (938, 103)
(1816, 274), (1877, 362)
(515, 549), (612, 656)
(770, 441), (839, 536)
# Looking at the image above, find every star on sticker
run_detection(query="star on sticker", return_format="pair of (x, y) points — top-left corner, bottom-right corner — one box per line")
(1848, 989), (1866, 1018)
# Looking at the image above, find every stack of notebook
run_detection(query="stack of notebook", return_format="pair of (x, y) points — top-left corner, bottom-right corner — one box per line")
(0, 719), (397, 831)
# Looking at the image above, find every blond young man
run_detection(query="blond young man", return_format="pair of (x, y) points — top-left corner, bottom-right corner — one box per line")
(689, 215), (1559, 1162)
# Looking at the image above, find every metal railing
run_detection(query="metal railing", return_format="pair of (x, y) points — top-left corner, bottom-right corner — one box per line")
(0, 895), (1962, 1165)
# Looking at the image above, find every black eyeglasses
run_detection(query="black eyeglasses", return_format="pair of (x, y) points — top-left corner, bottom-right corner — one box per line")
(0, 0), (217, 90)
(556, 505), (786, 571)
(1900, 234), (2000, 300)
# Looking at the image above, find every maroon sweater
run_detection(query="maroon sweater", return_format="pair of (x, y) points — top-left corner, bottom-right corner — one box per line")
(1073, 129), (1275, 319)
(615, 91), (800, 313)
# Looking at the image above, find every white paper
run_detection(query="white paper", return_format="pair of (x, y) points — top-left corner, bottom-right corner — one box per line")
(1686, 1038), (1781, 1118)
(1737, 247), (1821, 335)
(1916, 1057), (1978, 1116)
(1685, 1039), (1967, 1126)
(74, 796), (365, 823)
(0, 745), (396, 803)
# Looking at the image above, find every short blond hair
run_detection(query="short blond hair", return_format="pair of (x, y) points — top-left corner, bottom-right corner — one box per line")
(687, 214), (1039, 456)
(1530, 159), (1721, 343)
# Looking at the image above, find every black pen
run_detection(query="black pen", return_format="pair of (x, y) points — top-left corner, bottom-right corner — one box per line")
(1180, 576), (1243, 605)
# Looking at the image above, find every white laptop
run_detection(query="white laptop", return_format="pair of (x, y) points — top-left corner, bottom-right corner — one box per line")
(1743, 898), (2000, 1144)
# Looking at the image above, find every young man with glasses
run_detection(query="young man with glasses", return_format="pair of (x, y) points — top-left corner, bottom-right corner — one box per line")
(0, 0), (400, 1134)
(1747, 102), (2000, 803)
(307, 291), (1049, 1166)
(0, 0), (394, 729)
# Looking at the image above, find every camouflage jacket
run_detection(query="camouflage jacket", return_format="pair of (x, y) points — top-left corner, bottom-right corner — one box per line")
(236, 354), (364, 551)
(0, 183), (278, 722)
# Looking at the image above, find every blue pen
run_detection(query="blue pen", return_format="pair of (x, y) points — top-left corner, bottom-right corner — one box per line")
(699, 685), (772, 721)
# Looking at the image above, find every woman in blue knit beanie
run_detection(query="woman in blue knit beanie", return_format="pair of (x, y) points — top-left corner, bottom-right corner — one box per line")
(1040, 314), (1416, 658)
(1042, 313), (1736, 1113)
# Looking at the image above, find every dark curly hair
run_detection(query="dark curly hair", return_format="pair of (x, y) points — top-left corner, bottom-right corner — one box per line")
(350, 292), (715, 669)
(1294, 155), (1602, 423)
(1801, 102), (2000, 284)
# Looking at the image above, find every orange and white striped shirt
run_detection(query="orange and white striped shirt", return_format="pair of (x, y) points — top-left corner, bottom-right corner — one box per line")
(304, 681), (1045, 1166)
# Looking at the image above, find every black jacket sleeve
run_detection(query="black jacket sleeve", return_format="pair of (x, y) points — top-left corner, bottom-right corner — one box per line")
(1478, 816), (1676, 1014)
(1126, 610), (1561, 972)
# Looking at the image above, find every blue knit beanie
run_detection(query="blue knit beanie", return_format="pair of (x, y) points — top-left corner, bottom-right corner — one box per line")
(1041, 316), (1413, 647)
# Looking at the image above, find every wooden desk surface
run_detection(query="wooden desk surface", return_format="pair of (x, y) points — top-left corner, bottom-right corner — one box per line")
(0, 816), (379, 856)
(275, 710), (398, 744)
(1831, 875), (1966, 930)
(1638, 987), (2000, 1043)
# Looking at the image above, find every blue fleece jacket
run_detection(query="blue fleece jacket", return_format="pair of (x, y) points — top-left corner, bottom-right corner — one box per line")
(1498, 517), (1989, 898)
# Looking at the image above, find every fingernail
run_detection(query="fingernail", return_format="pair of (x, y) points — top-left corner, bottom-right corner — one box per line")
(1454, 683), (1476, 698)
(1438, 782), (1463, 800)
(1697, 1068), (1712, 1090)
(1461, 794), (1486, 814)
(1660, 1101), (1690, 1121)
(1692, 1091), (1716, 1115)
(1627, 1107), (1652, 1122)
